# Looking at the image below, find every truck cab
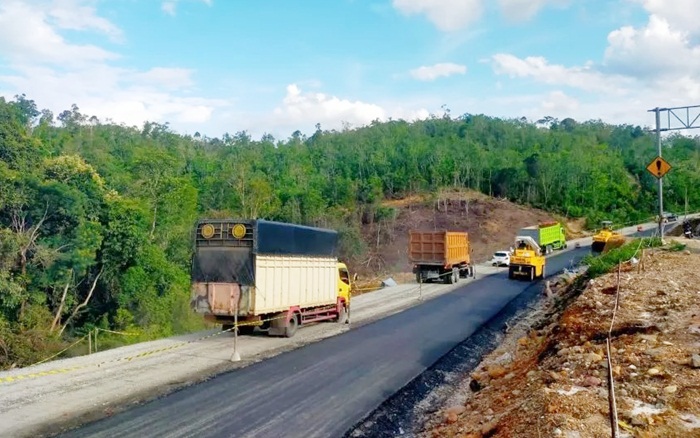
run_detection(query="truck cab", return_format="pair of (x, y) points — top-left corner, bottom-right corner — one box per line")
(337, 262), (352, 310)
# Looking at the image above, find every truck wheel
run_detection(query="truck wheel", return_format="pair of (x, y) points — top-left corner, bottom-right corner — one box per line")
(508, 267), (515, 279)
(237, 325), (255, 335)
(529, 267), (535, 281)
(284, 314), (299, 338)
(541, 265), (546, 279)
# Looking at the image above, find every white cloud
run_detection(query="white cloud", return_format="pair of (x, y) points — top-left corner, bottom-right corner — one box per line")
(160, 0), (212, 16)
(269, 84), (429, 134)
(497, 0), (567, 22)
(410, 63), (467, 81)
(491, 53), (631, 93)
(48, 0), (123, 41)
(131, 67), (195, 90)
(633, 0), (700, 36)
(392, 0), (484, 32)
(0, 0), (226, 131)
(0, 1), (119, 66)
(604, 14), (700, 79)
(539, 90), (579, 113)
(162, 1), (176, 16)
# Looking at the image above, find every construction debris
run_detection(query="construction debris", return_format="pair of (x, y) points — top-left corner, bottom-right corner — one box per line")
(421, 249), (700, 438)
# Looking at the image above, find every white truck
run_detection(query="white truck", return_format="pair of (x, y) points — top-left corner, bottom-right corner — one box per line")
(190, 219), (353, 337)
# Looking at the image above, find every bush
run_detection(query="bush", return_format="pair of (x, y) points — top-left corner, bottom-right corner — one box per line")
(582, 237), (661, 278)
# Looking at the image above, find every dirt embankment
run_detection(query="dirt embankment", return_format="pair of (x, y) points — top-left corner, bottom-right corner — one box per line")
(421, 245), (700, 438)
(359, 190), (573, 278)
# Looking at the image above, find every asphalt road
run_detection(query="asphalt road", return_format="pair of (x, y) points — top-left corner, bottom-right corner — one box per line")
(60, 245), (593, 438)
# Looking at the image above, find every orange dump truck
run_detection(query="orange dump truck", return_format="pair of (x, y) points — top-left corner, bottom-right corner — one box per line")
(410, 230), (474, 284)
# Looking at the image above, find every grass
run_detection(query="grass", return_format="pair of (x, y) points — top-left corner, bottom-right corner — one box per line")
(582, 237), (662, 278)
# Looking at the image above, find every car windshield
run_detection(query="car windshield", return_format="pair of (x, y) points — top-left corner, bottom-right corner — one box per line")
(495, 252), (507, 257)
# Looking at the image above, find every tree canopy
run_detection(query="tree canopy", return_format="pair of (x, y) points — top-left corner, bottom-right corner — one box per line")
(1, 95), (699, 368)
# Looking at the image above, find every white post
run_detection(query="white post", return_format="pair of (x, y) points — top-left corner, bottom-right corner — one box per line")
(231, 312), (241, 362)
(231, 289), (241, 362)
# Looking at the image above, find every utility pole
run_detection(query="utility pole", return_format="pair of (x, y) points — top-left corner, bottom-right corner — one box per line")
(654, 108), (663, 240)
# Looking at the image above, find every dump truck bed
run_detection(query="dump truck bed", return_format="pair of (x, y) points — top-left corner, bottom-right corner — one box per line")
(409, 231), (470, 267)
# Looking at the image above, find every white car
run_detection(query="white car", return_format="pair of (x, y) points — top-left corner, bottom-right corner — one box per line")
(491, 251), (510, 267)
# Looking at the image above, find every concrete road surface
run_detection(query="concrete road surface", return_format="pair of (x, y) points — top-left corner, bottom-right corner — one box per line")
(60, 246), (592, 438)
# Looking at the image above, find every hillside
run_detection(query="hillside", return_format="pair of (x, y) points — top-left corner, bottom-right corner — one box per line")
(422, 242), (700, 438)
(359, 190), (573, 277)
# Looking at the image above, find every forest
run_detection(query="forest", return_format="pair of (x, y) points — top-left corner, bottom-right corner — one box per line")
(1, 94), (699, 368)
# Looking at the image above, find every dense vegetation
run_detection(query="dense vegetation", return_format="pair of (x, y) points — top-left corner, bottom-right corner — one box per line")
(1, 94), (699, 368)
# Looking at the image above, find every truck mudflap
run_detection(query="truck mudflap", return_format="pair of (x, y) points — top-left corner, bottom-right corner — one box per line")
(191, 282), (246, 315)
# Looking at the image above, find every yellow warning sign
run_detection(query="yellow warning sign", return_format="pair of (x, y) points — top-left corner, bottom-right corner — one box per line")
(646, 156), (672, 179)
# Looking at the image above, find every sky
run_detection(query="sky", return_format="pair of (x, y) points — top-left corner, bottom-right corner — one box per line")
(0, 0), (699, 139)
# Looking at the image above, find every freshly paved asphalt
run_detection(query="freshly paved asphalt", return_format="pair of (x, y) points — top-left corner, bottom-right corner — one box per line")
(57, 245), (608, 438)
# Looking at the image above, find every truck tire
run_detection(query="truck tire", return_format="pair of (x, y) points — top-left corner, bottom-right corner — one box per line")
(284, 314), (299, 338)
(541, 265), (546, 279)
(508, 267), (515, 279)
(529, 267), (535, 281)
(237, 325), (255, 335)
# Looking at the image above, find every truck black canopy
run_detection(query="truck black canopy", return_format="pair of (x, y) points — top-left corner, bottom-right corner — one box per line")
(191, 219), (338, 285)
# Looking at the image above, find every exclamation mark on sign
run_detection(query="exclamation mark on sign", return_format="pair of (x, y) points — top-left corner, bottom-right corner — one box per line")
(656, 159), (662, 177)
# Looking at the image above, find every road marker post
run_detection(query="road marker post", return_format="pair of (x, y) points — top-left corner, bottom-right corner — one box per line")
(231, 312), (241, 362)
(230, 289), (241, 362)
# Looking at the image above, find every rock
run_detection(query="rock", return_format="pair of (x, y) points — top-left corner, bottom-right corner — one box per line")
(645, 348), (665, 359)
(691, 354), (700, 369)
(481, 420), (498, 435)
(549, 370), (562, 382)
(647, 368), (661, 376)
(629, 364), (637, 370)
(485, 408), (494, 415)
(505, 372), (515, 380)
(553, 428), (563, 436)
(512, 389), (521, 396)
(469, 379), (482, 392)
(583, 376), (602, 387)
(662, 341), (674, 346)
(584, 352), (603, 363)
(518, 337), (529, 346)
(527, 370), (537, 378)
(613, 365), (622, 377)
(444, 405), (466, 423)
(494, 352), (513, 365)
(663, 385), (677, 394)
(488, 366), (507, 379)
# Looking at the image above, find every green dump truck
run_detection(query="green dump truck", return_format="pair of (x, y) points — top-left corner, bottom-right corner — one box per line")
(517, 222), (567, 255)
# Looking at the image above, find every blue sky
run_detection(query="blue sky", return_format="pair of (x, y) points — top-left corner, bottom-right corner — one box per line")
(1, 0), (698, 138)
